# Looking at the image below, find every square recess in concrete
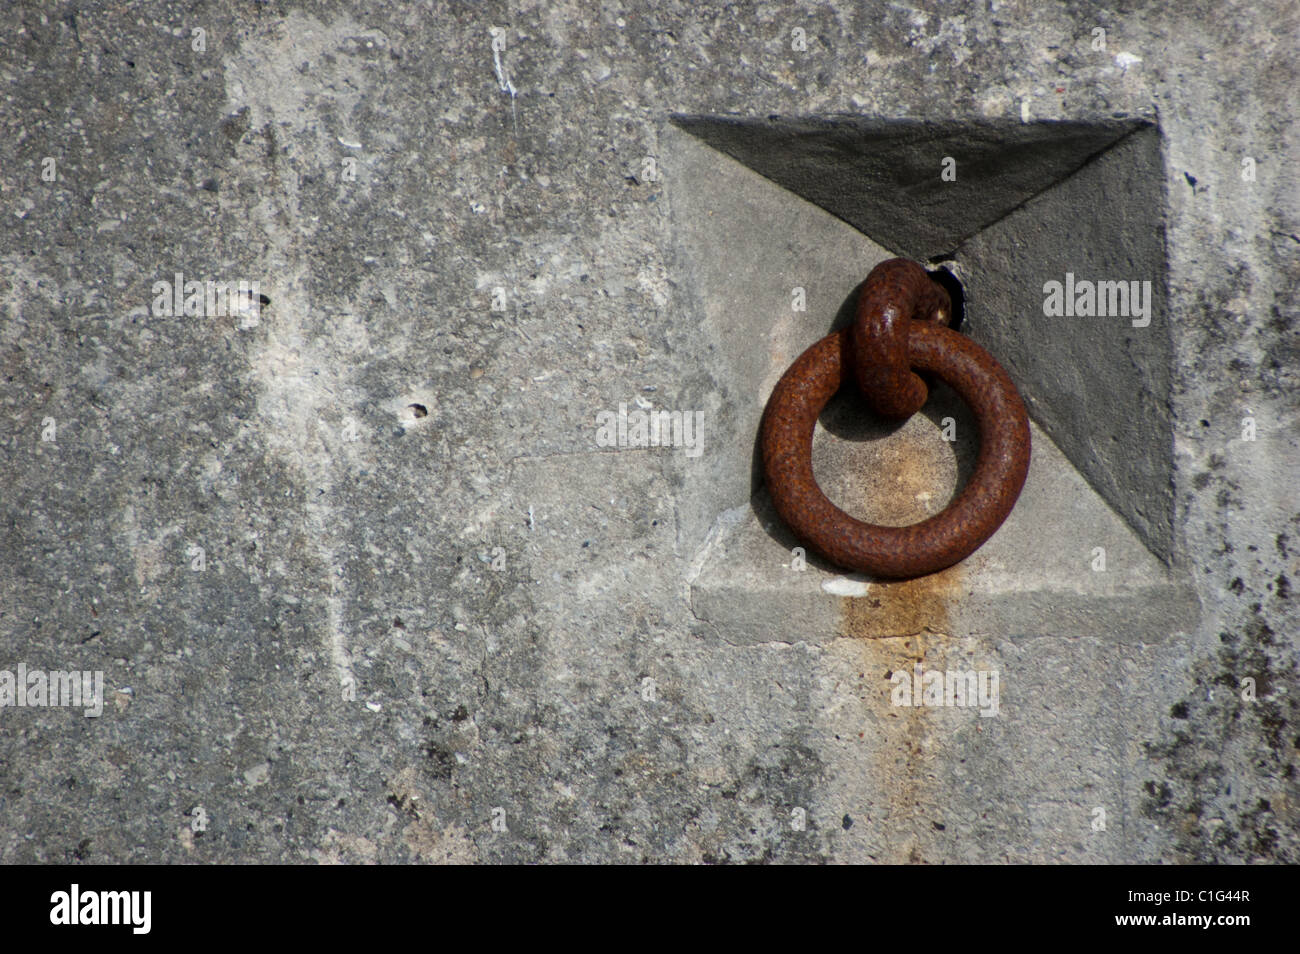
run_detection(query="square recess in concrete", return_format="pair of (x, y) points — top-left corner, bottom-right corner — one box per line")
(666, 114), (1199, 642)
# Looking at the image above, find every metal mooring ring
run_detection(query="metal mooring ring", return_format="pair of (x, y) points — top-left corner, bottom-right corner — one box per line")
(759, 259), (1031, 579)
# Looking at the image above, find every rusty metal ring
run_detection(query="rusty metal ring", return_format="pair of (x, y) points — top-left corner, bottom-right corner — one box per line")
(760, 309), (1031, 579)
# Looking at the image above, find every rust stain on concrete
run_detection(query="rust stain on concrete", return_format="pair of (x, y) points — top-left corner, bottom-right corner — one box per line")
(837, 562), (962, 639)
(853, 632), (942, 863)
(825, 407), (964, 639)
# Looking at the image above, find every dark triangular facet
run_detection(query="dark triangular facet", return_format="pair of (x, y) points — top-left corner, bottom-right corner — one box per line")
(670, 115), (1146, 259)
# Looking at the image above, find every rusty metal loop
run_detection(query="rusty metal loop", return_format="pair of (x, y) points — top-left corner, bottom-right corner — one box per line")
(760, 258), (1031, 579)
(850, 258), (951, 420)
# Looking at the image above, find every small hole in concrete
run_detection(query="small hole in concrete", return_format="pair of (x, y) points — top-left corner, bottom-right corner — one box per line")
(407, 403), (428, 418)
(925, 260), (965, 330)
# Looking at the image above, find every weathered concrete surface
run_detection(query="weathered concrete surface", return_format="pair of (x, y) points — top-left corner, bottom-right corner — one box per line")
(0, 1), (1295, 864)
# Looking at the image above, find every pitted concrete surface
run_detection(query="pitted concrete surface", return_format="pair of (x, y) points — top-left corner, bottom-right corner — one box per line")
(0, 1), (1295, 863)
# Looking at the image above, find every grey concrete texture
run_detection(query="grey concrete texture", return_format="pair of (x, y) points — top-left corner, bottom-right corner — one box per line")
(0, 0), (1295, 865)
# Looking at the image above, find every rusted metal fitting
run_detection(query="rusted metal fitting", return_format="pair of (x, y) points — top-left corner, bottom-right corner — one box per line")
(759, 258), (1031, 579)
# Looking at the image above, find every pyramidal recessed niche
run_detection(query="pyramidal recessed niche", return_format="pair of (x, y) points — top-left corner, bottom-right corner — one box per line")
(664, 114), (1196, 641)
(669, 115), (1145, 260)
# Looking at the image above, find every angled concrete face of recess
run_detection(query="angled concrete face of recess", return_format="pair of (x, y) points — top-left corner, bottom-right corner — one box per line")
(664, 119), (1196, 641)
(957, 125), (1173, 564)
(670, 114), (1140, 259)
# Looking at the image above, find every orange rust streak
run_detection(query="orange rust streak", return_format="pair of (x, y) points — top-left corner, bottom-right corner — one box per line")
(837, 562), (961, 639)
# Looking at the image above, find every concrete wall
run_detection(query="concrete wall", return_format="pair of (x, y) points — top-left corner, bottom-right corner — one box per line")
(0, 0), (1295, 863)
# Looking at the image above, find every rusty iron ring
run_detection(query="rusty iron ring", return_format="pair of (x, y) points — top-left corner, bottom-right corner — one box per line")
(760, 261), (1031, 579)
